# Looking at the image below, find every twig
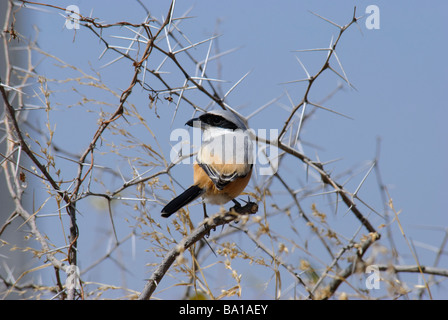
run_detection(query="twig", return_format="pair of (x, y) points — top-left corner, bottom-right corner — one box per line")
(138, 201), (258, 300)
(279, 8), (360, 139)
(322, 232), (380, 299)
(239, 226), (314, 299)
(376, 264), (448, 277)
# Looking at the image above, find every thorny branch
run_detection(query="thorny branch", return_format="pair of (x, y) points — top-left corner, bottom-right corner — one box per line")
(138, 201), (258, 300)
(1, 0), (175, 300)
(1, 1), (447, 300)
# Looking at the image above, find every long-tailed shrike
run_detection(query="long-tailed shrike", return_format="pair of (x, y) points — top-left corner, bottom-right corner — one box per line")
(161, 109), (253, 218)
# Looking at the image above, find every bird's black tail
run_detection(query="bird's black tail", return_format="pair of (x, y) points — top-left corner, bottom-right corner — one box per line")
(161, 185), (204, 218)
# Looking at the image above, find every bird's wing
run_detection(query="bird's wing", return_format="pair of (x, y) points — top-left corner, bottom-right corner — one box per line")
(198, 163), (252, 190)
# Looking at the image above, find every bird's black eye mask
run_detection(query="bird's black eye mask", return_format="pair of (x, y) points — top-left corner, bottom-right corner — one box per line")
(199, 114), (238, 130)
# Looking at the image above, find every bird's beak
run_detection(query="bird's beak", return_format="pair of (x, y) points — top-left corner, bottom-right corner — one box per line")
(185, 117), (200, 127)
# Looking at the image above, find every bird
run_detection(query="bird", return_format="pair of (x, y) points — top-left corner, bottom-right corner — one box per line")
(161, 109), (253, 218)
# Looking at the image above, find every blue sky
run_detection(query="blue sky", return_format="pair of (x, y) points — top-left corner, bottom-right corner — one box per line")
(11, 0), (448, 299)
